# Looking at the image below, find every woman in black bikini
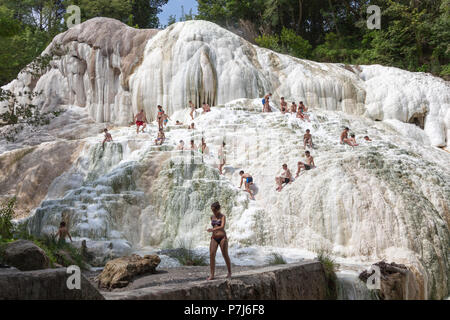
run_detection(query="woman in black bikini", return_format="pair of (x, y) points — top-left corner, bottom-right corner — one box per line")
(207, 201), (232, 280)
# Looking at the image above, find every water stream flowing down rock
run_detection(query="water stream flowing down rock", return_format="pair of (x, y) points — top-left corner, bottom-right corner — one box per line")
(0, 18), (449, 299)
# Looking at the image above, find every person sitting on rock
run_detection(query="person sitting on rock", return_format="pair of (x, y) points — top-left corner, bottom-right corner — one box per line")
(304, 129), (313, 149)
(340, 127), (357, 147)
(296, 151), (316, 177)
(276, 164), (293, 192)
(134, 109), (148, 134)
(56, 221), (72, 244)
(155, 128), (165, 145)
(298, 101), (310, 122)
(102, 128), (113, 149)
(349, 133), (359, 146)
(290, 101), (297, 114)
(239, 170), (255, 200)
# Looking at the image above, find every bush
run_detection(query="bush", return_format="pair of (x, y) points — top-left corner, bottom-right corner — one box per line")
(266, 252), (287, 265)
(164, 240), (208, 266)
(0, 197), (16, 240)
(317, 249), (338, 300)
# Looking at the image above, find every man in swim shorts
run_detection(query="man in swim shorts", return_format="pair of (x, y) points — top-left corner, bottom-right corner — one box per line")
(239, 170), (255, 200)
(134, 109), (148, 134)
(276, 164), (293, 192)
(296, 151), (316, 177)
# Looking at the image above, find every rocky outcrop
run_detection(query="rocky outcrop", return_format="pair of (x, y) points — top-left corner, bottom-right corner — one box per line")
(2, 19), (448, 147)
(103, 261), (328, 300)
(97, 254), (161, 289)
(359, 261), (422, 300)
(3, 240), (50, 271)
(0, 267), (104, 300)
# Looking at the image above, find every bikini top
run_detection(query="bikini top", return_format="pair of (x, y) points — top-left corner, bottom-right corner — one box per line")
(211, 217), (222, 227)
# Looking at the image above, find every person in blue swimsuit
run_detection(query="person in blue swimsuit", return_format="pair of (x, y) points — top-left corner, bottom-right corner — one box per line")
(207, 202), (232, 280)
(239, 170), (255, 200)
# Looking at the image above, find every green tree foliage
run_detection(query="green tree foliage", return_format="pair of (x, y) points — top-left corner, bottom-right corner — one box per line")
(0, 0), (168, 86)
(198, 0), (450, 78)
(0, 197), (16, 240)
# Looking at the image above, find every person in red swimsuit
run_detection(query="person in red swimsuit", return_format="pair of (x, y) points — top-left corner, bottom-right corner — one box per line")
(134, 109), (148, 134)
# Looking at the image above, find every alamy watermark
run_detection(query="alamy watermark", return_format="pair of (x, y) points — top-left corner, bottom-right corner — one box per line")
(367, 5), (381, 30)
(66, 5), (81, 29)
(66, 265), (81, 290)
(365, 264), (381, 290)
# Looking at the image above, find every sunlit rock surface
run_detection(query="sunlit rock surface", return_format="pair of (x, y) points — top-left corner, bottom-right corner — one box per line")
(1, 18), (449, 299)
(2, 18), (449, 147)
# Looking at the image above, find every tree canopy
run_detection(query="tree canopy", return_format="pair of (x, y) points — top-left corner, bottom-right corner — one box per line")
(197, 0), (449, 78)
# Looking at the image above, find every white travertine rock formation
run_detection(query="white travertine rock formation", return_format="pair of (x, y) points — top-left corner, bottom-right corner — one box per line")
(2, 18), (448, 147)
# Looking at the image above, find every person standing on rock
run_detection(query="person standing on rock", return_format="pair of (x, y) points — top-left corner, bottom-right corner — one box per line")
(134, 109), (148, 134)
(102, 128), (113, 149)
(56, 221), (72, 244)
(156, 105), (165, 130)
(207, 201), (232, 280)
(239, 170), (255, 200)
(218, 141), (226, 175)
(189, 101), (196, 120)
(262, 93), (272, 112)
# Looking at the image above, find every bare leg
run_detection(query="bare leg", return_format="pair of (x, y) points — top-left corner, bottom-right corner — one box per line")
(136, 125), (140, 134)
(208, 239), (219, 280)
(245, 183), (254, 200)
(142, 123), (146, 133)
(219, 238), (232, 278)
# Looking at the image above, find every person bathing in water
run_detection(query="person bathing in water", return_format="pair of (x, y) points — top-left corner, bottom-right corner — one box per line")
(296, 151), (316, 177)
(56, 221), (72, 244)
(340, 127), (358, 147)
(189, 123), (196, 130)
(276, 164), (293, 192)
(155, 128), (165, 145)
(207, 201), (232, 280)
(304, 129), (313, 149)
(189, 139), (197, 151)
(364, 136), (372, 142)
(218, 142), (226, 175)
(202, 102), (211, 113)
(189, 101), (196, 120)
(134, 109), (148, 134)
(280, 97), (288, 114)
(102, 128), (113, 149)
(156, 105), (165, 130)
(239, 171), (255, 200)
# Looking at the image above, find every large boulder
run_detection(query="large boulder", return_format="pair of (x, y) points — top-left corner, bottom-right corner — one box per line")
(4, 240), (50, 271)
(359, 261), (421, 300)
(0, 267), (104, 300)
(96, 254), (160, 289)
